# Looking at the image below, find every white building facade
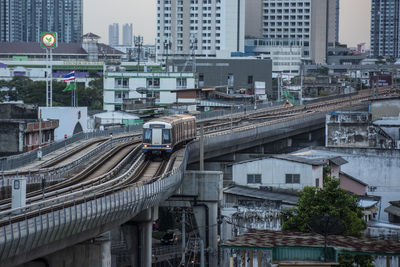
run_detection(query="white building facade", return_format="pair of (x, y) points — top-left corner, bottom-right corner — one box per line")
(103, 71), (195, 111)
(232, 156), (332, 191)
(156, 0), (245, 58)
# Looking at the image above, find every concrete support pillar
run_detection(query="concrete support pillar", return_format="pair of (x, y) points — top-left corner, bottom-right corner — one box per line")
(193, 202), (218, 267)
(122, 208), (156, 267)
(23, 233), (111, 267)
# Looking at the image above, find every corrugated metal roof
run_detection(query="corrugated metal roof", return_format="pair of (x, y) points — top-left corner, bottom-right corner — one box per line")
(0, 42), (87, 54)
(328, 156), (348, 166)
(385, 205), (400, 217)
(221, 229), (400, 255)
(223, 185), (298, 205)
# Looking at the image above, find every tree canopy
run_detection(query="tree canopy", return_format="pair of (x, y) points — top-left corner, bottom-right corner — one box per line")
(281, 169), (373, 266)
(0, 76), (103, 110)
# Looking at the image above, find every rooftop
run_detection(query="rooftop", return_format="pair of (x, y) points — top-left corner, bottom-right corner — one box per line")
(221, 229), (400, 256)
(223, 185), (298, 205)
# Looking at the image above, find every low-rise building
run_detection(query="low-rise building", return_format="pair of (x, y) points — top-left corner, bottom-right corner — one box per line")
(103, 70), (195, 111)
(231, 154), (346, 191)
(0, 104), (59, 155)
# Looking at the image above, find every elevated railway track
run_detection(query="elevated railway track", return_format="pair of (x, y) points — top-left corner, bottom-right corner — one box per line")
(0, 87), (398, 266)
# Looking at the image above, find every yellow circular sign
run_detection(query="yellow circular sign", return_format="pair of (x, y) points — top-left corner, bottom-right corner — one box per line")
(42, 33), (56, 47)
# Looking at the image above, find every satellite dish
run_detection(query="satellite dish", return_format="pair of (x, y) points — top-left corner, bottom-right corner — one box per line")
(136, 87), (148, 95)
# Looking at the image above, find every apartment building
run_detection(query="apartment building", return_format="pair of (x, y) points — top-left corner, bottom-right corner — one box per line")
(156, 0), (245, 58)
(122, 23), (133, 46)
(0, 0), (82, 43)
(103, 70), (195, 111)
(371, 0), (400, 58)
(245, 0), (339, 64)
(109, 23), (119, 47)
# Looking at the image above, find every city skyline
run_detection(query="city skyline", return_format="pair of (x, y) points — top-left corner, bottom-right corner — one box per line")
(84, 0), (370, 48)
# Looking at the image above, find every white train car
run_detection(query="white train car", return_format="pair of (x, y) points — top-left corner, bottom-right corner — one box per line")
(142, 114), (196, 156)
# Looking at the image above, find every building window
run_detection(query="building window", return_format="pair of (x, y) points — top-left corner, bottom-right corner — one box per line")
(115, 78), (129, 88)
(176, 78), (187, 88)
(147, 78), (160, 88)
(247, 174), (262, 184)
(285, 174), (300, 184)
(247, 75), (253, 84)
(315, 178), (320, 187)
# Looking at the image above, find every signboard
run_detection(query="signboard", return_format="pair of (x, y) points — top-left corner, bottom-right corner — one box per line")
(41, 32), (58, 49)
(254, 81), (266, 95)
(370, 71), (392, 87)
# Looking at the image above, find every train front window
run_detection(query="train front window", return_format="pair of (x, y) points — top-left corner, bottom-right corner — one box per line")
(143, 129), (152, 143)
(162, 129), (171, 144)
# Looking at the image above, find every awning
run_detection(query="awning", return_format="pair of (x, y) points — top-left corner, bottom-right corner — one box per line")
(385, 205), (400, 217)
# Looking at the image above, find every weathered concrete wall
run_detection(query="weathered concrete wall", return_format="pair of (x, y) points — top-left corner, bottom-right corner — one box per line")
(326, 112), (394, 149)
(371, 98), (400, 121)
(326, 112), (371, 148)
(0, 104), (37, 120)
(293, 148), (400, 221)
(0, 121), (24, 155)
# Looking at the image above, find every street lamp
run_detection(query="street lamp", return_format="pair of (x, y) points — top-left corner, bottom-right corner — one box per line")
(134, 35), (143, 72)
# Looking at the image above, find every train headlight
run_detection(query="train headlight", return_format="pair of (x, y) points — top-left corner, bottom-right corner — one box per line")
(143, 144), (148, 148)
(166, 145), (170, 148)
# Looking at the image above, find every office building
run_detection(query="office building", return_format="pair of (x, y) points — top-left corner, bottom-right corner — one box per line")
(371, 0), (400, 58)
(245, 0), (339, 63)
(122, 23), (133, 46)
(0, 0), (82, 43)
(156, 0), (245, 58)
(109, 23), (119, 47)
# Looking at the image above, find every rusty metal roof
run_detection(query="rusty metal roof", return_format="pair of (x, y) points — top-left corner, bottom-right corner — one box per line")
(221, 229), (400, 256)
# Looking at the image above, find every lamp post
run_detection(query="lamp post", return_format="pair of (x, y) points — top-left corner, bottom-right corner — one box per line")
(134, 35), (143, 72)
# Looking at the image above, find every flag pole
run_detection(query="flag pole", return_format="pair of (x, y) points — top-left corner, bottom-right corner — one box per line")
(75, 79), (78, 107)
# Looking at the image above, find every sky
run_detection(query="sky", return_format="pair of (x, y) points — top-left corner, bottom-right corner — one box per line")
(84, 0), (370, 48)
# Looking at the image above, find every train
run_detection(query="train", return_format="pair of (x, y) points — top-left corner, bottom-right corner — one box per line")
(142, 114), (196, 157)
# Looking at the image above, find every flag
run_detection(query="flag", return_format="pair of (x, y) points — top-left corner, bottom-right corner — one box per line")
(63, 71), (75, 81)
(63, 82), (76, 92)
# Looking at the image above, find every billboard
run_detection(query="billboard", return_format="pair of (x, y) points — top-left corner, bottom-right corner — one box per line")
(370, 71), (392, 87)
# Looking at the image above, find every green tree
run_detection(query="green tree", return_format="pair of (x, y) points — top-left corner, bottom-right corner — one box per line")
(281, 170), (373, 266)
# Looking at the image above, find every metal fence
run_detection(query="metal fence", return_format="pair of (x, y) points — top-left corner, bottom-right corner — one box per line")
(0, 125), (142, 172)
(0, 139), (192, 266)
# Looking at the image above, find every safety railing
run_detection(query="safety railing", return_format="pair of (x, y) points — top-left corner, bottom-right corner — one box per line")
(0, 134), (141, 187)
(0, 139), (192, 264)
(0, 125), (143, 172)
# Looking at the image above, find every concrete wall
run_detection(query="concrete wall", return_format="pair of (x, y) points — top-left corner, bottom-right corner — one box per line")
(39, 107), (88, 141)
(0, 121), (24, 155)
(232, 158), (322, 190)
(326, 112), (394, 149)
(339, 172), (366, 196)
(0, 103), (37, 120)
(245, 0), (262, 38)
(371, 99), (400, 121)
(173, 58), (273, 97)
(293, 148), (400, 221)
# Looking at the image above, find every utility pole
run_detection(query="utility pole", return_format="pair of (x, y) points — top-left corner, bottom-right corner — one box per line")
(134, 35), (143, 72)
(300, 64), (303, 105)
(181, 209), (186, 266)
(200, 124), (204, 171)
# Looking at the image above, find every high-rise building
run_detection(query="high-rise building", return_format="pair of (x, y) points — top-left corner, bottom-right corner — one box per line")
(245, 0), (338, 63)
(122, 23), (133, 46)
(371, 0), (400, 58)
(109, 23), (119, 47)
(156, 0), (245, 58)
(0, 0), (82, 43)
